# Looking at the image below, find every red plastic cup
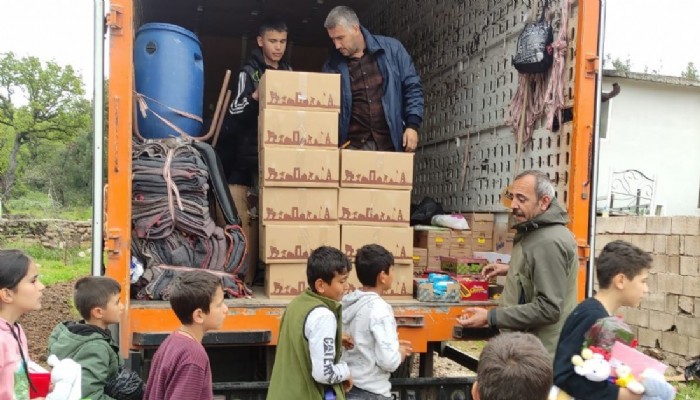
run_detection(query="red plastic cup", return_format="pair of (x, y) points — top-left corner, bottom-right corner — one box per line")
(29, 372), (51, 399)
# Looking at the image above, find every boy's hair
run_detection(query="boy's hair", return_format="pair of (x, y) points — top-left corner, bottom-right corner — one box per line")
(170, 271), (222, 325)
(476, 332), (552, 400)
(0, 249), (31, 290)
(258, 15), (287, 36)
(307, 246), (352, 289)
(74, 276), (121, 320)
(355, 244), (394, 287)
(596, 240), (652, 289)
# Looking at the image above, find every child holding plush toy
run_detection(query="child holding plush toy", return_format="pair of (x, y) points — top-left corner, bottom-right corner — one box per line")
(551, 241), (675, 400)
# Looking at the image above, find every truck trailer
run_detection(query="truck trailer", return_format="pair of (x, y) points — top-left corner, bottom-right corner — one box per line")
(102, 0), (604, 397)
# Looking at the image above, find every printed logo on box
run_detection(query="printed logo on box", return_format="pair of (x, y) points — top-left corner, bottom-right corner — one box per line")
(267, 90), (336, 109)
(264, 129), (335, 147)
(267, 245), (310, 261)
(270, 280), (307, 296)
(340, 206), (406, 223)
(342, 168), (410, 187)
(265, 166), (335, 184)
(265, 206), (333, 222)
(344, 243), (409, 261)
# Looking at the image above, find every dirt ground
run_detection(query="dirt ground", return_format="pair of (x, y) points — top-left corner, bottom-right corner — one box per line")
(20, 281), (79, 365)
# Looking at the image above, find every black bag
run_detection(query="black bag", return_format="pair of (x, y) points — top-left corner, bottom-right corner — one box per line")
(512, 0), (554, 74)
(410, 197), (444, 226)
(104, 366), (145, 400)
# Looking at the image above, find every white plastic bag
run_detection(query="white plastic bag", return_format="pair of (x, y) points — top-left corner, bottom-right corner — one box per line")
(431, 214), (469, 230)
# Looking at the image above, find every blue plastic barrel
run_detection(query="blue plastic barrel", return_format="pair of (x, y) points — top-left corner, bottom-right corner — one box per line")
(134, 23), (204, 138)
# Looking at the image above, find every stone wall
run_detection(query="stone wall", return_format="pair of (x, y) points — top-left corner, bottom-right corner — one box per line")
(0, 219), (92, 249)
(596, 216), (700, 369)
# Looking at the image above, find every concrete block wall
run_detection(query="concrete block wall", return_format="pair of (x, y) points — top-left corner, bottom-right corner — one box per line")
(596, 216), (700, 369)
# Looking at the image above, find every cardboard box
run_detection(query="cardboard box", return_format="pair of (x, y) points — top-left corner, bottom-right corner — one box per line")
(340, 150), (413, 190)
(341, 225), (413, 264)
(259, 70), (340, 112)
(260, 187), (337, 225)
(260, 225), (340, 263)
(260, 148), (339, 188)
(472, 232), (494, 252)
(449, 247), (473, 257)
(413, 248), (428, 268)
(259, 108), (338, 149)
(347, 263), (414, 298)
(473, 252), (512, 265)
(464, 213), (495, 237)
(456, 276), (490, 301)
(492, 213), (516, 253)
(265, 263), (309, 298)
(414, 229), (452, 252)
(494, 232), (515, 253)
(338, 188), (410, 227)
(414, 279), (461, 303)
(426, 255), (443, 270)
(440, 256), (487, 275)
(450, 230), (472, 256)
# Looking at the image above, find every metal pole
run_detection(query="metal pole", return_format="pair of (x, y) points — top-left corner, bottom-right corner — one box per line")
(92, 0), (105, 276)
(587, 0), (607, 298)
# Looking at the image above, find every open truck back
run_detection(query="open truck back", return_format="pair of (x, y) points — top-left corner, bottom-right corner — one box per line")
(103, 0), (602, 397)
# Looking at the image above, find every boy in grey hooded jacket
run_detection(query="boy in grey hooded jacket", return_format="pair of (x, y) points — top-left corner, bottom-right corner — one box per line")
(341, 244), (412, 399)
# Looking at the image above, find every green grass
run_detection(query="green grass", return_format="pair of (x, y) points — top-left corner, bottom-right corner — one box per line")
(1, 240), (91, 286)
(6, 192), (91, 220)
(674, 381), (700, 400)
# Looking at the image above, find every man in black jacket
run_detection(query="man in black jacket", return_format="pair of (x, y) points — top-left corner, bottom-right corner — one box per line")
(216, 16), (292, 284)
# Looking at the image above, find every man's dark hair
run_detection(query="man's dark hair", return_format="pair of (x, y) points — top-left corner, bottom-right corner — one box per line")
(259, 15), (288, 36)
(170, 271), (223, 325)
(476, 332), (552, 400)
(74, 276), (122, 320)
(355, 244), (394, 287)
(307, 246), (352, 290)
(596, 240), (652, 289)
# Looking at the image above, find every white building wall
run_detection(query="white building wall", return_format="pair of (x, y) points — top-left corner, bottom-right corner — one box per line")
(598, 75), (700, 216)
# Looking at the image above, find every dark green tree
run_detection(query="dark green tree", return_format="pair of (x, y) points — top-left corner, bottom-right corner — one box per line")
(0, 52), (90, 210)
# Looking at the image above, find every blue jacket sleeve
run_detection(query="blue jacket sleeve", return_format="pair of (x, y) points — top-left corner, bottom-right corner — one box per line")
(393, 41), (423, 129)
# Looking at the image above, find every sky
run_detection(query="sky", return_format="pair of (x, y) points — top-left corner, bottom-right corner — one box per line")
(0, 0), (699, 99)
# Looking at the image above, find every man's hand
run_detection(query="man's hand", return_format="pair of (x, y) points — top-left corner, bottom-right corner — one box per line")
(399, 339), (413, 362)
(456, 307), (489, 328)
(251, 88), (259, 101)
(481, 263), (509, 280)
(342, 333), (354, 350)
(342, 377), (353, 393)
(403, 128), (418, 152)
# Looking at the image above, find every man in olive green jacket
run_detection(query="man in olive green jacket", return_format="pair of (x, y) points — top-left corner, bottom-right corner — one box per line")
(459, 170), (579, 356)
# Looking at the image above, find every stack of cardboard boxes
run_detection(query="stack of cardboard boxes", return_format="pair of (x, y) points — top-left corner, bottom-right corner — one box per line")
(340, 150), (415, 299)
(413, 228), (452, 272)
(412, 213), (515, 275)
(465, 213), (496, 253)
(258, 70), (342, 298)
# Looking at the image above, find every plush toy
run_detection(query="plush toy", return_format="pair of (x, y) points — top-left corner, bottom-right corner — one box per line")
(614, 364), (644, 394)
(639, 369), (676, 400)
(572, 348), (612, 382)
(45, 354), (82, 400)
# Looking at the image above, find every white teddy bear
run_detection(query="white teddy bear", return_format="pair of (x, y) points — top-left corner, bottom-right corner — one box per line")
(572, 348), (612, 382)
